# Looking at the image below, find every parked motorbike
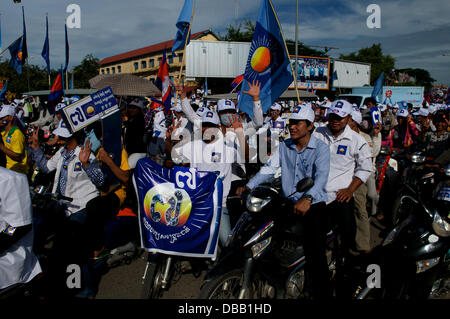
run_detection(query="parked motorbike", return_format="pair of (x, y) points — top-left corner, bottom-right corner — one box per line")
(353, 164), (450, 299)
(198, 177), (339, 299)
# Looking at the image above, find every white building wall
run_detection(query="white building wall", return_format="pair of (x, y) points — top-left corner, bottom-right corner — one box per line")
(185, 40), (251, 78)
(333, 59), (371, 88)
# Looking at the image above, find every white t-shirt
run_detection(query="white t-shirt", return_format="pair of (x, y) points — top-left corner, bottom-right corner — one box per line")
(173, 134), (236, 207)
(0, 167), (42, 289)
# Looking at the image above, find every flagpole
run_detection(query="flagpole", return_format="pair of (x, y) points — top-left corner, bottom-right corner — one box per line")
(268, 0), (300, 104)
(174, 0), (195, 102)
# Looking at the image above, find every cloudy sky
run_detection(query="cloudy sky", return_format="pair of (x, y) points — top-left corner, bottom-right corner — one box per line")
(1, 0), (449, 85)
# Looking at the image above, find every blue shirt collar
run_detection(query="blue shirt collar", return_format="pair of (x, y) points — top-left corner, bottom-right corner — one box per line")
(285, 135), (318, 151)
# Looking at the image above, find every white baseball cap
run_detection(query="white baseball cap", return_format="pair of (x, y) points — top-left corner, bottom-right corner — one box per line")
(53, 120), (72, 138)
(0, 105), (16, 118)
(397, 109), (409, 118)
(413, 108), (429, 117)
(328, 100), (353, 118)
(201, 111), (220, 126)
(320, 101), (332, 109)
(378, 104), (387, 112)
(217, 99), (236, 112)
(270, 103), (282, 111)
(351, 109), (362, 125)
(289, 104), (315, 122)
(392, 104), (399, 109)
(128, 98), (146, 109)
(196, 106), (208, 117)
(55, 103), (66, 112)
(171, 103), (182, 113)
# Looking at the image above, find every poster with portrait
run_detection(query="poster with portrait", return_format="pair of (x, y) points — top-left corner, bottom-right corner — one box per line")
(289, 55), (330, 90)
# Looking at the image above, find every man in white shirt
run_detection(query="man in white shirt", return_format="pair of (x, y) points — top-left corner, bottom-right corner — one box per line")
(313, 100), (373, 261)
(0, 167), (42, 292)
(170, 111), (240, 246)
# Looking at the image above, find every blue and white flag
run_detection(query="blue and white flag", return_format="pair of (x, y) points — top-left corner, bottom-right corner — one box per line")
(133, 158), (222, 258)
(172, 0), (194, 57)
(238, 0), (293, 118)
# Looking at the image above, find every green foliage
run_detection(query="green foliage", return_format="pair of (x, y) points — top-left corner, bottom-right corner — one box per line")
(339, 43), (395, 85)
(0, 54), (99, 95)
(219, 20), (256, 42)
(72, 54), (100, 89)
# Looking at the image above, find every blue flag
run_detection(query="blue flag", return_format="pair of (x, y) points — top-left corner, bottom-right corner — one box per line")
(64, 24), (69, 72)
(133, 158), (222, 258)
(238, 0), (293, 117)
(371, 72), (384, 101)
(41, 15), (50, 75)
(0, 81), (7, 102)
(9, 36), (24, 74)
(172, 0), (194, 57)
(0, 15), (2, 49)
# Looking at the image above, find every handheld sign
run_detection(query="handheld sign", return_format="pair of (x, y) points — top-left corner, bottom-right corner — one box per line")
(370, 107), (382, 125)
(60, 86), (118, 133)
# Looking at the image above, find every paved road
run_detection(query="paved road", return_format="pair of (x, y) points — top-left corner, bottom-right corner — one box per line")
(95, 216), (388, 299)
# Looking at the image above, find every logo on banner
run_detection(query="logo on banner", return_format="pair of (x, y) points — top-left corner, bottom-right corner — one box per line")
(144, 183), (192, 227)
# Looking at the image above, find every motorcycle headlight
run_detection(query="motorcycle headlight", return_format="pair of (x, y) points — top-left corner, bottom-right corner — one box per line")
(246, 195), (271, 213)
(432, 212), (450, 237)
(416, 257), (440, 274)
(411, 153), (426, 164)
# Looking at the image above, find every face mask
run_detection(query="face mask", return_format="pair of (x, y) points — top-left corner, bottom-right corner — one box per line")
(220, 114), (234, 127)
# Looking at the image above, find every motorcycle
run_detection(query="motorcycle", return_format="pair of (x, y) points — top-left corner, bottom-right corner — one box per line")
(353, 164), (450, 299)
(198, 177), (339, 299)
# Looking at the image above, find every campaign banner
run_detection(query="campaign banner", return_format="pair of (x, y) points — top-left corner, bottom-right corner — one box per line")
(370, 107), (382, 125)
(133, 158), (222, 258)
(289, 55), (330, 90)
(60, 86), (118, 133)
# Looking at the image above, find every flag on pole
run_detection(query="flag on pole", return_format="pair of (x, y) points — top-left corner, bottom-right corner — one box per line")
(64, 23), (69, 72)
(47, 67), (64, 114)
(41, 15), (50, 75)
(21, 6), (28, 63)
(238, 0), (293, 117)
(155, 49), (172, 114)
(0, 14), (2, 49)
(8, 36), (24, 74)
(371, 72), (384, 101)
(172, 0), (194, 57)
(231, 74), (244, 89)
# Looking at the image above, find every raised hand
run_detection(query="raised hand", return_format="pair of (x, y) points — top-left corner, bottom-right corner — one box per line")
(242, 80), (261, 102)
(79, 139), (92, 168)
(30, 126), (40, 150)
(230, 113), (243, 131)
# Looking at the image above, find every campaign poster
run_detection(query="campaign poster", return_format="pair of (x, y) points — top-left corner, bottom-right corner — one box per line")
(289, 55), (330, 90)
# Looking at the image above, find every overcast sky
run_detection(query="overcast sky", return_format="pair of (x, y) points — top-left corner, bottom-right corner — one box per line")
(1, 0), (449, 85)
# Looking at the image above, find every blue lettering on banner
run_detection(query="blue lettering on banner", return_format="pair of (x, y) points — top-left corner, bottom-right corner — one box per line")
(370, 107), (382, 125)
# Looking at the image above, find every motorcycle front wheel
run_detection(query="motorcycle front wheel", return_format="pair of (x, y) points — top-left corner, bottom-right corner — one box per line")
(198, 269), (261, 299)
(141, 259), (164, 299)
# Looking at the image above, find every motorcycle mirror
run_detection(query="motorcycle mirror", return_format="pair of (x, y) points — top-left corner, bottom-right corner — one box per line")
(411, 152), (426, 164)
(296, 177), (315, 193)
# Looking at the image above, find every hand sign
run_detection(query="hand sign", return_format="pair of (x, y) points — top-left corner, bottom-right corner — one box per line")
(79, 138), (92, 167)
(242, 80), (261, 102)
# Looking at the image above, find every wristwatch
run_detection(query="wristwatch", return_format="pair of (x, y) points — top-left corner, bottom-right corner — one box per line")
(303, 194), (314, 202)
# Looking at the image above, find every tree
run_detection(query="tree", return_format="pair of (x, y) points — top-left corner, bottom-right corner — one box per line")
(339, 43), (395, 85)
(395, 68), (435, 91)
(285, 40), (328, 57)
(72, 54), (100, 89)
(219, 20), (255, 42)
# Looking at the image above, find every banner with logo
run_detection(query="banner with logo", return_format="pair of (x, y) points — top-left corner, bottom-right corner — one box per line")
(370, 106), (382, 125)
(133, 158), (223, 259)
(60, 86), (118, 133)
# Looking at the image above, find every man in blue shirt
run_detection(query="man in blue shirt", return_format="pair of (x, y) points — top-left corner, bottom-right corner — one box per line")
(237, 103), (332, 299)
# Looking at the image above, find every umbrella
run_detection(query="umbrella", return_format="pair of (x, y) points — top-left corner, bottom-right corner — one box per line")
(89, 74), (161, 97)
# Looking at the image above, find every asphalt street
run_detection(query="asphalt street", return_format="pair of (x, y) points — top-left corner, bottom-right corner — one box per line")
(95, 216), (388, 299)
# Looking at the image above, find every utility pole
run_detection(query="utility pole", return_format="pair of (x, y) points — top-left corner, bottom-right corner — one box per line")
(294, 0), (299, 84)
